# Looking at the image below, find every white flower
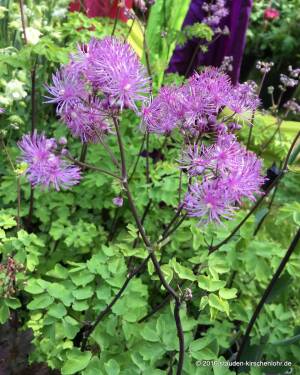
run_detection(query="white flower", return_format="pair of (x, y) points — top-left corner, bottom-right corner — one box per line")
(25, 27), (42, 45)
(5, 79), (27, 102)
(0, 6), (8, 20)
(52, 8), (67, 18)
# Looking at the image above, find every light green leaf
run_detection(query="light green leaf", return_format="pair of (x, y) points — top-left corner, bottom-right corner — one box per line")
(104, 359), (120, 375)
(61, 349), (92, 375)
(219, 288), (238, 300)
(208, 294), (229, 316)
(198, 276), (226, 292)
(48, 303), (67, 319)
(27, 294), (54, 310)
(0, 304), (9, 324)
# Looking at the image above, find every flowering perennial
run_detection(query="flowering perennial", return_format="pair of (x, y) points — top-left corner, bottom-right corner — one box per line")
(18, 132), (81, 190)
(182, 134), (264, 224)
(45, 37), (150, 142)
(18, 37), (265, 224)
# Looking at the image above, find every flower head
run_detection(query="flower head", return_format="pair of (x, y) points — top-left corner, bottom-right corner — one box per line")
(61, 97), (111, 143)
(84, 37), (150, 111)
(112, 197), (124, 207)
(264, 7), (280, 21)
(142, 86), (186, 134)
(44, 67), (88, 113)
(18, 132), (81, 190)
(184, 181), (236, 224)
(190, 67), (231, 111)
(182, 133), (264, 224)
(225, 82), (260, 115)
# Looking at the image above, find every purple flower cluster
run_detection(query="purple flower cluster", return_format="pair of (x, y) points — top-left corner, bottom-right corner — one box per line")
(143, 67), (260, 135)
(45, 37), (150, 143)
(182, 133), (264, 224)
(18, 132), (81, 190)
(202, 0), (229, 29)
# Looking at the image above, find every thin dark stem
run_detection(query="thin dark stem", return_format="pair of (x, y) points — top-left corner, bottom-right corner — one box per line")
(17, 177), (21, 230)
(184, 34), (222, 78)
(236, 227), (300, 363)
(210, 131), (300, 253)
(0, 138), (15, 171)
(128, 132), (146, 182)
(184, 40), (201, 78)
(253, 182), (279, 237)
(138, 293), (173, 323)
(160, 214), (187, 243)
(178, 170), (183, 204)
(111, 6), (120, 36)
(81, 255), (151, 351)
(31, 64), (37, 134)
(19, 0), (27, 44)
(160, 205), (184, 242)
(27, 185), (34, 227)
(66, 154), (121, 180)
(98, 134), (120, 169)
(258, 121), (283, 157)
(113, 116), (184, 374)
(246, 72), (267, 149)
(146, 132), (150, 184)
(125, 18), (135, 41)
(174, 300), (185, 375)
(79, 144), (88, 164)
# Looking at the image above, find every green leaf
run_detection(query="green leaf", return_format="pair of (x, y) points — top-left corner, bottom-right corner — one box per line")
(171, 259), (196, 281)
(27, 294), (54, 310)
(218, 288), (238, 300)
(47, 303), (67, 319)
(46, 264), (69, 279)
(69, 270), (95, 286)
(140, 324), (160, 342)
(61, 349), (92, 374)
(198, 276), (226, 292)
(82, 357), (104, 375)
(72, 286), (94, 300)
(0, 304), (9, 324)
(62, 316), (80, 339)
(5, 298), (21, 309)
(24, 279), (45, 295)
(104, 359), (120, 375)
(46, 283), (74, 306)
(208, 294), (229, 316)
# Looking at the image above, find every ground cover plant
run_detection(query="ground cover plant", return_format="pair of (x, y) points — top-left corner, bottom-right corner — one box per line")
(0, 1), (300, 375)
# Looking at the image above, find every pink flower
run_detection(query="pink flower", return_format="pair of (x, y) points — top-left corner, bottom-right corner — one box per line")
(264, 8), (280, 21)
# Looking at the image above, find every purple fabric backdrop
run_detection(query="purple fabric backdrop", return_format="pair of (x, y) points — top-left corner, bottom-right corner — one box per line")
(167, 0), (253, 84)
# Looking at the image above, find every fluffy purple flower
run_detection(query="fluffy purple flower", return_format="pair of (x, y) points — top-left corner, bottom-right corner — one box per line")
(182, 133), (264, 223)
(0, 108), (5, 114)
(180, 144), (206, 176)
(84, 37), (150, 111)
(201, 133), (242, 173)
(44, 67), (88, 113)
(181, 78), (216, 131)
(61, 97), (111, 143)
(225, 82), (260, 115)
(190, 67), (231, 111)
(142, 86), (186, 134)
(184, 180), (236, 224)
(221, 151), (264, 203)
(18, 132), (81, 190)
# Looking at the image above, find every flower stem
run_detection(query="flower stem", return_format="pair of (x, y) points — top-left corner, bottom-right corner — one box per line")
(236, 227), (300, 363)
(113, 115), (185, 375)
